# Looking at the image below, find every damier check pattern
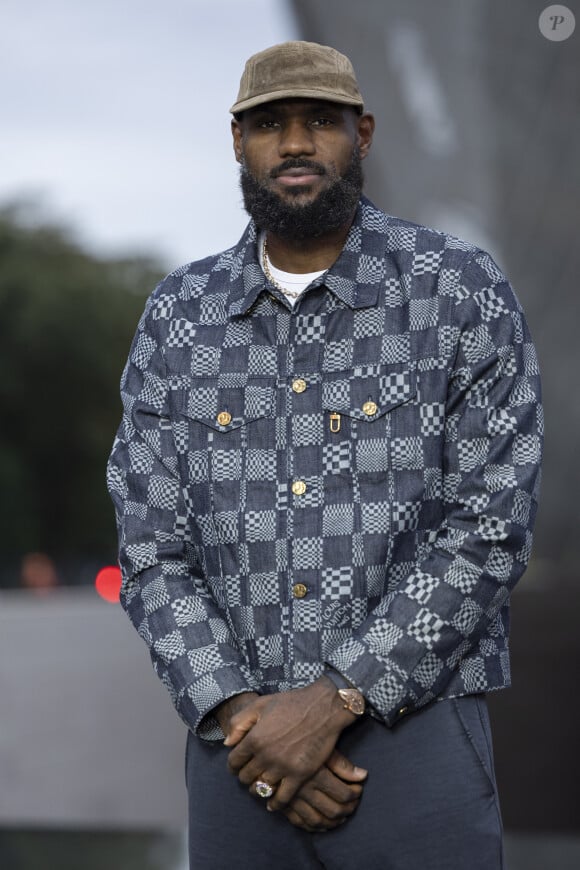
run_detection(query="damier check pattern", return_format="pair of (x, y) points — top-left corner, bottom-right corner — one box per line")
(107, 197), (542, 740)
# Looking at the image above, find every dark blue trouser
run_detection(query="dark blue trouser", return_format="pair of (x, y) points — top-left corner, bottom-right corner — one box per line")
(186, 694), (505, 869)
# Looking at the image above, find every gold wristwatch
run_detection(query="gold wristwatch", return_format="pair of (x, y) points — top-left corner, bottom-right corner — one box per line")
(337, 687), (366, 716)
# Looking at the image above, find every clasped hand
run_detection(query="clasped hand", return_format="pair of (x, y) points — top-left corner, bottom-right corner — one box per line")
(219, 679), (367, 831)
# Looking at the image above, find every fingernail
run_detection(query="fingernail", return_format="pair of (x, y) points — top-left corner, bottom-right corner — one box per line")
(355, 766), (368, 776)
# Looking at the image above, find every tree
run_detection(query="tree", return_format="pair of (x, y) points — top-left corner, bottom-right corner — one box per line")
(0, 203), (164, 587)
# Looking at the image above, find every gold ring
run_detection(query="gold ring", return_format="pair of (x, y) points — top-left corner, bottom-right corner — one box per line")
(255, 780), (275, 799)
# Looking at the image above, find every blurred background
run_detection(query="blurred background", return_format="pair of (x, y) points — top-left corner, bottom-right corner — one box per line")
(1, 1), (578, 867)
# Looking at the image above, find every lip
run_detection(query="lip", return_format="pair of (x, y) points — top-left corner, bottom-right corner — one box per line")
(275, 170), (323, 187)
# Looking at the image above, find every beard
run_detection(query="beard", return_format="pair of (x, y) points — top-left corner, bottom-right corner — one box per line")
(239, 149), (364, 241)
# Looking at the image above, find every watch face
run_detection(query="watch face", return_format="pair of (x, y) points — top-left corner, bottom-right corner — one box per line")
(350, 694), (365, 715)
(339, 688), (365, 715)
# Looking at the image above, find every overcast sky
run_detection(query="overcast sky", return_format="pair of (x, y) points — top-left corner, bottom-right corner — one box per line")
(1, 0), (298, 269)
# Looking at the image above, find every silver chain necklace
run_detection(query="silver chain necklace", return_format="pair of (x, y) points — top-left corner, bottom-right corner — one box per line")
(261, 237), (303, 299)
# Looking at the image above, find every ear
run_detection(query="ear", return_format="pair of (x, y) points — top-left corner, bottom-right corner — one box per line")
(356, 113), (375, 160)
(231, 118), (244, 164)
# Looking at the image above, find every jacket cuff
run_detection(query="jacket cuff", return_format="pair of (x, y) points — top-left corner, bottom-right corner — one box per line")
(178, 664), (260, 741)
(323, 666), (357, 691)
(326, 643), (414, 727)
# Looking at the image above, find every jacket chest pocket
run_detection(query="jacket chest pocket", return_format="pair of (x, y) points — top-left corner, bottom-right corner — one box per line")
(321, 365), (417, 527)
(174, 377), (277, 525)
(321, 364), (416, 441)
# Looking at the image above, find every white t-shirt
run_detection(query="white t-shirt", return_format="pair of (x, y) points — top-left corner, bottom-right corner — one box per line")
(258, 231), (326, 307)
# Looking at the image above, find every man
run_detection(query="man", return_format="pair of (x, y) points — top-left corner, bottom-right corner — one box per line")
(107, 41), (542, 869)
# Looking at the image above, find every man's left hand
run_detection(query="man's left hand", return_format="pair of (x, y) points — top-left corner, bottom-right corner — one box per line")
(282, 748), (367, 831)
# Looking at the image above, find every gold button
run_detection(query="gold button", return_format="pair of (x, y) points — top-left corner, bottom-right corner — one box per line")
(292, 583), (308, 599)
(291, 480), (307, 496)
(398, 706), (409, 717)
(292, 378), (307, 394)
(216, 411), (232, 426)
(362, 400), (378, 417)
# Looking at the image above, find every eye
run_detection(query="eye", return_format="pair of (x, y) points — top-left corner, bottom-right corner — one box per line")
(256, 118), (280, 129)
(310, 117), (334, 128)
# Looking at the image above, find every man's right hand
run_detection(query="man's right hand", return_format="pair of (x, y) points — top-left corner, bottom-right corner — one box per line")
(282, 749), (367, 832)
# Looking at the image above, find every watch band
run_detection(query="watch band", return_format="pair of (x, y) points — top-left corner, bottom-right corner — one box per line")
(324, 667), (353, 691)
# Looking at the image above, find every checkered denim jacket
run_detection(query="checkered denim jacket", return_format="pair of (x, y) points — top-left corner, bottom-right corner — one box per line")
(107, 197), (542, 740)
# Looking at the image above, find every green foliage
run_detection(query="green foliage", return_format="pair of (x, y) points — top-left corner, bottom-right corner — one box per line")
(0, 204), (165, 586)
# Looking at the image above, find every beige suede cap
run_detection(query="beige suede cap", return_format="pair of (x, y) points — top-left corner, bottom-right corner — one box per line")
(230, 41), (364, 114)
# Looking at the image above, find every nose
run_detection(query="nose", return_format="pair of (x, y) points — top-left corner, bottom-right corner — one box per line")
(278, 119), (316, 157)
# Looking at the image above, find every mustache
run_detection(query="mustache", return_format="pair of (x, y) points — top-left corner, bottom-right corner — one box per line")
(269, 159), (326, 178)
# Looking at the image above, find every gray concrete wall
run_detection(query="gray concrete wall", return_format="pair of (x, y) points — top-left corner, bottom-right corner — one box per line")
(0, 589), (186, 829)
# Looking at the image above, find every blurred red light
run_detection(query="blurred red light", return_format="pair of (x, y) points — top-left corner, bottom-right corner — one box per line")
(95, 566), (122, 603)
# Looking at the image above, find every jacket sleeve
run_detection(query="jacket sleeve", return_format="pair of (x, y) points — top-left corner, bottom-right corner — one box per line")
(107, 295), (260, 740)
(326, 249), (543, 725)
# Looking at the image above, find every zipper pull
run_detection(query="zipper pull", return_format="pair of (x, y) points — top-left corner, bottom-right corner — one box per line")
(329, 412), (341, 433)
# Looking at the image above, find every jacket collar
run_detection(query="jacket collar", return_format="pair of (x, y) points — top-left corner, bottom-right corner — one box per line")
(227, 197), (389, 317)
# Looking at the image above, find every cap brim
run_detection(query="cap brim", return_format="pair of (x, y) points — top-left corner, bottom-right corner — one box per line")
(229, 87), (364, 114)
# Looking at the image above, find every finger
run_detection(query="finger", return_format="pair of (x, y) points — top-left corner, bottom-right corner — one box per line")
(226, 736), (258, 775)
(222, 729), (246, 748)
(293, 783), (360, 821)
(235, 758), (269, 787)
(266, 776), (302, 812)
(326, 749), (368, 782)
(285, 798), (346, 831)
(303, 767), (363, 804)
(223, 709), (260, 747)
(267, 762), (361, 811)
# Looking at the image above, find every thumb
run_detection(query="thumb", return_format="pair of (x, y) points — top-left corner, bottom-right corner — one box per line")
(223, 709), (259, 746)
(326, 749), (368, 782)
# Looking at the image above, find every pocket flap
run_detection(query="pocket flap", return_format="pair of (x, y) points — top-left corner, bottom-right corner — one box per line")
(322, 366), (416, 420)
(175, 377), (276, 431)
